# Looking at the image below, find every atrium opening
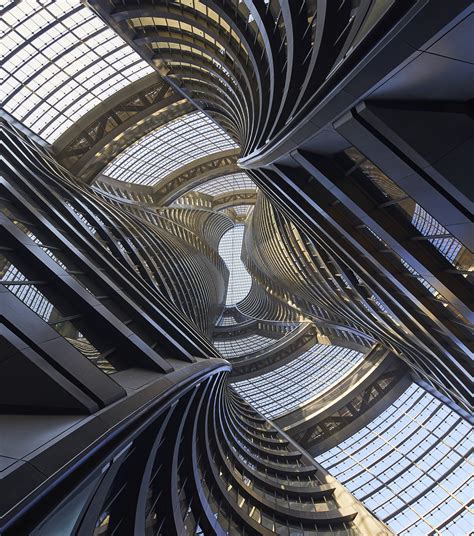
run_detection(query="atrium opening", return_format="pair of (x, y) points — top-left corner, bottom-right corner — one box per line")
(1, 1), (472, 535)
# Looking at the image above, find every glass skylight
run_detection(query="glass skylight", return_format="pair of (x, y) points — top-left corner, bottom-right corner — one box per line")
(1, 1), (154, 143)
(218, 226), (252, 306)
(103, 111), (239, 185)
(233, 345), (365, 419)
(193, 173), (255, 196)
(316, 383), (472, 535)
(218, 315), (239, 326)
(231, 204), (253, 216)
(412, 204), (462, 265)
(214, 334), (276, 359)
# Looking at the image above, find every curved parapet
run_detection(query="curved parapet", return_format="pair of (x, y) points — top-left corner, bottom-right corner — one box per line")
(1, 121), (225, 365)
(244, 188), (472, 413)
(237, 280), (303, 323)
(158, 205), (234, 252)
(0, 357), (391, 536)
(244, 194), (384, 349)
(88, 0), (416, 159)
(2, 2), (472, 533)
(84, 0), (472, 413)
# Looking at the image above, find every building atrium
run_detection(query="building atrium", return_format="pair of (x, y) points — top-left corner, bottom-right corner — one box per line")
(0, 1), (472, 535)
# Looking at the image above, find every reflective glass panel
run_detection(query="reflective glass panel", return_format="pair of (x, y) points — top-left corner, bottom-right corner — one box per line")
(193, 173), (255, 196)
(214, 334), (276, 359)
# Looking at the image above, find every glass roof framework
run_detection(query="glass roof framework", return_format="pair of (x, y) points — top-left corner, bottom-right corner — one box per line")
(317, 383), (473, 535)
(175, 173), (256, 206)
(232, 345), (365, 419)
(193, 173), (255, 196)
(218, 226), (252, 306)
(230, 204), (253, 216)
(1, 1), (154, 143)
(217, 315), (239, 326)
(214, 334), (276, 359)
(103, 111), (238, 186)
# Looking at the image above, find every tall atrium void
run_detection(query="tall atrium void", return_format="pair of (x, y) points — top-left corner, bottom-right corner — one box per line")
(1, 1), (472, 535)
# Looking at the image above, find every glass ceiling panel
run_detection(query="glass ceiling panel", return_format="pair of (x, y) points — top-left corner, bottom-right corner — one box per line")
(218, 225), (252, 306)
(103, 111), (238, 186)
(193, 173), (255, 196)
(316, 383), (473, 535)
(412, 204), (462, 265)
(214, 334), (275, 359)
(1, 1), (154, 143)
(233, 345), (365, 419)
(218, 315), (239, 326)
(231, 204), (253, 216)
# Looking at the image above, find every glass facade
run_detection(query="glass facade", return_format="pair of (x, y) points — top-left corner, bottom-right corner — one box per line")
(193, 173), (255, 196)
(343, 148), (466, 269)
(1, 0), (153, 142)
(217, 315), (239, 326)
(229, 204), (253, 216)
(316, 383), (473, 535)
(233, 345), (365, 418)
(0, 254), (116, 374)
(103, 111), (238, 185)
(214, 334), (277, 359)
(412, 205), (462, 265)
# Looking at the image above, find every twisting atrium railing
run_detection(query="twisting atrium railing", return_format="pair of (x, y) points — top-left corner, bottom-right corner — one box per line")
(89, 0), (414, 157)
(0, 122), (390, 535)
(243, 191), (472, 413)
(87, 0), (473, 413)
(2, 1), (473, 534)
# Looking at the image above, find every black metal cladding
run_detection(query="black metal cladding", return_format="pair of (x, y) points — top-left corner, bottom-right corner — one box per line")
(0, 347), (366, 535)
(0, 367), (360, 535)
(2, 1), (473, 533)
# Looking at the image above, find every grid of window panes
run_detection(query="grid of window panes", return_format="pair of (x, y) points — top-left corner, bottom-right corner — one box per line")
(193, 173), (255, 196)
(233, 345), (364, 418)
(231, 205), (253, 216)
(412, 205), (462, 265)
(214, 334), (276, 359)
(103, 111), (238, 185)
(1, 262), (54, 321)
(218, 226), (252, 305)
(217, 315), (239, 326)
(0, 255), (116, 373)
(316, 383), (473, 535)
(366, 226), (471, 329)
(1, 0), (154, 142)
